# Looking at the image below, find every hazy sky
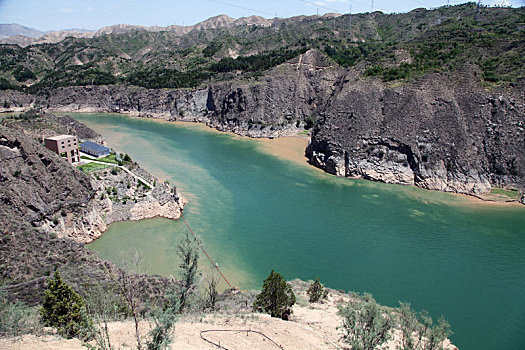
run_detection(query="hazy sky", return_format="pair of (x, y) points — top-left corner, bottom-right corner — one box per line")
(0, 0), (522, 31)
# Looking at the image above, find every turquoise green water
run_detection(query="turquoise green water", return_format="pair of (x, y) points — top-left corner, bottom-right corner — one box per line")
(77, 113), (525, 350)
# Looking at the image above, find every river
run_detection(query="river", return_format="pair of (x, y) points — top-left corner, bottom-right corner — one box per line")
(73, 113), (525, 350)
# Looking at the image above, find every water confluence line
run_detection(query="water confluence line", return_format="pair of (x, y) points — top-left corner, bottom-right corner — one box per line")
(181, 214), (233, 288)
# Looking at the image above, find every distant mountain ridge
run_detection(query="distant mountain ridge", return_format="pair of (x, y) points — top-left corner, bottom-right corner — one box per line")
(0, 14), (279, 46)
(0, 23), (44, 39)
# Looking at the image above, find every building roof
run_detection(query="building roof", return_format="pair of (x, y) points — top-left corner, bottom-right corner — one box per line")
(45, 135), (76, 141)
(80, 141), (110, 152)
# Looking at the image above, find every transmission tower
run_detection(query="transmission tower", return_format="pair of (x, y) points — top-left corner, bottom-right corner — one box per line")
(349, 3), (352, 30)
(475, 0), (481, 22)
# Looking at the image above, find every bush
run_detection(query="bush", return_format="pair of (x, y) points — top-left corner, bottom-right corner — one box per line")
(177, 229), (199, 312)
(0, 289), (37, 336)
(40, 271), (92, 339)
(338, 293), (392, 349)
(304, 115), (316, 130)
(397, 302), (452, 350)
(253, 270), (296, 320)
(306, 277), (328, 303)
(146, 286), (179, 350)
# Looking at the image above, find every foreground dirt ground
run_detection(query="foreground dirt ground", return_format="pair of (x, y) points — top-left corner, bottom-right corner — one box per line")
(0, 286), (457, 350)
(1, 287), (347, 350)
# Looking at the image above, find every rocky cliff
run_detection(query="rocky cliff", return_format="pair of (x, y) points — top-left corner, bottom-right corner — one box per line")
(306, 70), (525, 197)
(1, 49), (523, 200)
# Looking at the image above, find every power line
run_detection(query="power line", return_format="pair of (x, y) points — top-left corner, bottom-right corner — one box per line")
(203, 0), (274, 16)
(348, 0), (372, 7)
(181, 214), (232, 288)
(299, 0), (341, 13)
(406, 0), (432, 7)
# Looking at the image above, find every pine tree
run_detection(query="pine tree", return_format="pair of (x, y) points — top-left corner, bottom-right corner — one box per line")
(40, 271), (92, 338)
(253, 270), (296, 320)
(306, 277), (329, 303)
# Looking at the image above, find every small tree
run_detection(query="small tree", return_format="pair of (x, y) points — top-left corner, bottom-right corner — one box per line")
(146, 286), (179, 350)
(203, 268), (220, 310)
(338, 293), (392, 350)
(306, 277), (329, 303)
(177, 229), (199, 312)
(253, 270), (296, 320)
(114, 251), (144, 350)
(40, 271), (92, 339)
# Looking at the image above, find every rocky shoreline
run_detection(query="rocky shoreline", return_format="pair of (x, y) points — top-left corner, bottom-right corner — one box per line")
(2, 100), (524, 206)
(46, 162), (187, 244)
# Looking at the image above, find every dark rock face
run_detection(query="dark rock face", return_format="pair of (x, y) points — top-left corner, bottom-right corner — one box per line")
(0, 125), (94, 224)
(306, 75), (525, 195)
(1, 50), (523, 196)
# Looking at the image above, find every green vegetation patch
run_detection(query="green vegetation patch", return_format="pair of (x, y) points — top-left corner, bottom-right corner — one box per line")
(77, 162), (111, 173)
(0, 4), (523, 90)
(94, 153), (118, 164)
(488, 187), (521, 200)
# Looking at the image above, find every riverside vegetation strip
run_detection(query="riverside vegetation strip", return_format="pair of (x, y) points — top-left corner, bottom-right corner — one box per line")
(1, 4), (523, 202)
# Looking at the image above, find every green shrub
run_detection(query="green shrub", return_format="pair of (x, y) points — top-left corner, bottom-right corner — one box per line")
(40, 271), (92, 339)
(146, 287), (179, 350)
(338, 293), (392, 349)
(306, 277), (328, 303)
(177, 229), (199, 313)
(253, 270), (296, 320)
(304, 115), (316, 130)
(397, 302), (452, 350)
(0, 289), (37, 336)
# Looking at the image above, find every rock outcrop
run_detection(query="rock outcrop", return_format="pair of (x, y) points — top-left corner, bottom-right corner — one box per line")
(306, 73), (524, 196)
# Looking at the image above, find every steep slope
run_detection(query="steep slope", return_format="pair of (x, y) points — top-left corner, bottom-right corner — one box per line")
(306, 71), (525, 195)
